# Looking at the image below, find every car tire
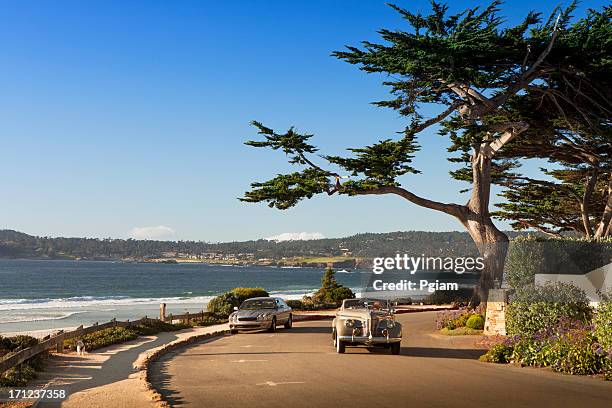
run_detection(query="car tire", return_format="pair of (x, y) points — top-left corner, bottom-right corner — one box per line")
(230, 329), (238, 334)
(268, 317), (276, 333)
(391, 342), (401, 355)
(284, 314), (292, 329)
(336, 332), (345, 354)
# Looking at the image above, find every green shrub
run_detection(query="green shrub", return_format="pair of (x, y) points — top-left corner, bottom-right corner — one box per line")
(506, 282), (592, 336)
(0, 335), (44, 387)
(439, 327), (483, 336)
(0, 363), (37, 387)
(550, 337), (602, 375)
(593, 292), (612, 351)
(480, 343), (514, 364)
(603, 355), (612, 381)
(196, 313), (227, 326)
(65, 327), (139, 352)
(311, 268), (354, 306)
(451, 313), (467, 328)
(132, 320), (190, 335)
(207, 287), (269, 317)
(466, 314), (485, 330)
(505, 237), (612, 289)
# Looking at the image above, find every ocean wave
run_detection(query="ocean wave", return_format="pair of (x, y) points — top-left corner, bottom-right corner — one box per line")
(0, 311), (88, 324)
(0, 295), (217, 311)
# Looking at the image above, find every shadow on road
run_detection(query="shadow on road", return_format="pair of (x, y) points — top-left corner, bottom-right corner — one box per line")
(36, 332), (180, 408)
(279, 326), (331, 334)
(149, 358), (186, 407)
(401, 346), (484, 360)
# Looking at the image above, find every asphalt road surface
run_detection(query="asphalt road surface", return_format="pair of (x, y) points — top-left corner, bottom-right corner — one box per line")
(150, 312), (612, 408)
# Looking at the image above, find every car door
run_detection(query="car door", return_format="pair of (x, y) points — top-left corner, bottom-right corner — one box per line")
(275, 299), (289, 323)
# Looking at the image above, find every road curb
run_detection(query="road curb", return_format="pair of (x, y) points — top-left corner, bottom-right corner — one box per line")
(138, 328), (229, 408)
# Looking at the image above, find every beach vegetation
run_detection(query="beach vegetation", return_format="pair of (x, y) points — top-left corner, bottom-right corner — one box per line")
(207, 287), (269, 317)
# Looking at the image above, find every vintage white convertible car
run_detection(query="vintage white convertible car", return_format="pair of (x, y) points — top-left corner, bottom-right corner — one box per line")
(332, 298), (402, 354)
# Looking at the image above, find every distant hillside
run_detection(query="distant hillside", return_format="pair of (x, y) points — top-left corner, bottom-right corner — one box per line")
(0, 229), (530, 261)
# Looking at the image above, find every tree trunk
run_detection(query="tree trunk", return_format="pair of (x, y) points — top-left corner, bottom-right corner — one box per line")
(595, 173), (612, 238)
(460, 146), (510, 305)
(580, 170), (598, 238)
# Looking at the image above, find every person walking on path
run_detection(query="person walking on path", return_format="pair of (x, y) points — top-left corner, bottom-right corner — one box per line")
(76, 340), (85, 356)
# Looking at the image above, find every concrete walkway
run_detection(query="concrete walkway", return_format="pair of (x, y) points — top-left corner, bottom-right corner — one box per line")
(31, 324), (228, 408)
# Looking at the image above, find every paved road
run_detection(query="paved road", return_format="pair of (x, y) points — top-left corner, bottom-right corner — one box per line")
(150, 312), (612, 408)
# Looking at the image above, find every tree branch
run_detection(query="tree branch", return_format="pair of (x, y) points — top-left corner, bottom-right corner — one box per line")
(351, 185), (466, 218)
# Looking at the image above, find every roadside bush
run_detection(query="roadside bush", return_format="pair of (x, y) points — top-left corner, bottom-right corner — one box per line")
(132, 320), (190, 335)
(439, 327), (483, 336)
(506, 282), (592, 336)
(286, 299), (315, 311)
(207, 287), (269, 317)
(196, 313), (228, 326)
(466, 314), (485, 330)
(0, 363), (37, 387)
(480, 343), (514, 364)
(0, 335), (44, 387)
(504, 237), (612, 289)
(504, 235), (544, 288)
(311, 268), (354, 306)
(65, 327), (139, 352)
(593, 292), (612, 351)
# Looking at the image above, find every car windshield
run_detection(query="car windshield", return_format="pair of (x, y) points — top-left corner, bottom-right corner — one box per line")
(344, 299), (390, 310)
(240, 299), (276, 310)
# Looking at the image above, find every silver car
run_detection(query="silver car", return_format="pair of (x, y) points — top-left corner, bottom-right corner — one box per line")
(229, 297), (293, 333)
(332, 298), (402, 354)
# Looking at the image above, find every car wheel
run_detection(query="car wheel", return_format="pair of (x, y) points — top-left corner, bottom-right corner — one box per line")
(268, 317), (276, 333)
(284, 314), (292, 329)
(230, 329), (238, 334)
(391, 342), (401, 355)
(336, 332), (345, 354)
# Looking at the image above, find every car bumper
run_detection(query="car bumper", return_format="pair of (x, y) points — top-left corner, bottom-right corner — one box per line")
(230, 321), (272, 330)
(338, 335), (401, 344)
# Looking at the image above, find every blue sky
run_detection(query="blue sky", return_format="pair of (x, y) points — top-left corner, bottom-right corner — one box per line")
(0, 0), (606, 242)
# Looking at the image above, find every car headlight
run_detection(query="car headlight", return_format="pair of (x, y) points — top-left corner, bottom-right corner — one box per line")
(379, 319), (395, 329)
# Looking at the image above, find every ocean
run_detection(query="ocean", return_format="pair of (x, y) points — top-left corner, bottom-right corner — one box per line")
(0, 259), (474, 334)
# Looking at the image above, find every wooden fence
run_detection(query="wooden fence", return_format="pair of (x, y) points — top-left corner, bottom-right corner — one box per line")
(0, 306), (215, 375)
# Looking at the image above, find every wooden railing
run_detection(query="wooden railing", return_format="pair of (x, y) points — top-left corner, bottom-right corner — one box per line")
(0, 306), (216, 375)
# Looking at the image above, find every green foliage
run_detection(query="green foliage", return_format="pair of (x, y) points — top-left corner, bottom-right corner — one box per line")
(0, 363), (37, 387)
(510, 323), (605, 375)
(504, 236), (543, 288)
(0, 335), (43, 387)
(312, 268), (355, 306)
(132, 320), (190, 336)
(242, 1), (600, 210)
(465, 314), (485, 330)
(594, 293), (612, 351)
(504, 237), (612, 290)
(0, 335), (38, 357)
(506, 283), (592, 336)
(0, 229), (522, 261)
(480, 343), (514, 364)
(196, 314), (228, 326)
(65, 327), (139, 352)
(439, 327), (483, 336)
(207, 287), (269, 317)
